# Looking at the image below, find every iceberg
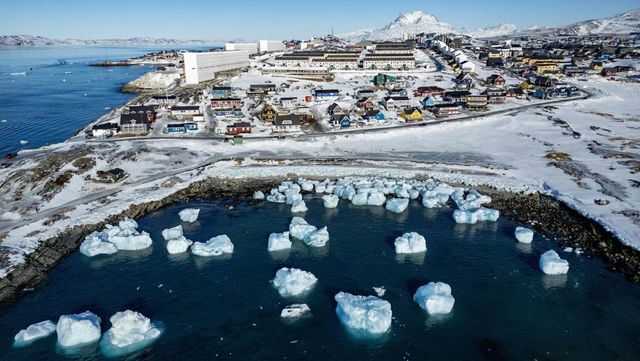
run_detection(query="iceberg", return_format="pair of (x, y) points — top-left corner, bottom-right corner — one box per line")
(351, 192), (368, 206)
(109, 232), (153, 251)
(289, 217), (317, 240)
(539, 250), (569, 275)
(253, 191), (265, 200)
(385, 198), (409, 213)
(100, 310), (162, 357)
(367, 192), (386, 206)
(56, 311), (101, 348)
(452, 207), (500, 224)
(303, 226), (329, 247)
(285, 189), (302, 205)
(300, 181), (315, 192)
(322, 194), (339, 208)
(291, 199), (308, 213)
(266, 190), (286, 203)
(394, 232), (427, 254)
(79, 232), (118, 257)
(373, 286), (386, 297)
(280, 304), (311, 319)
(515, 227), (534, 244)
(13, 320), (56, 347)
(272, 267), (317, 297)
(413, 282), (455, 315)
(161, 225), (183, 241)
(166, 236), (193, 254)
(267, 232), (292, 252)
(421, 196), (441, 208)
(334, 292), (392, 335)
(191, 235), (234, 256)
(178, 208), (200, 223)
(315, 184), (326, 194)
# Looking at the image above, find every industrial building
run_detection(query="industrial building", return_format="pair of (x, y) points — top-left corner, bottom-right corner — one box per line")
(183, 50), (250, 84)
(224, 42), (259, 55)
(259, 40), (286, 53)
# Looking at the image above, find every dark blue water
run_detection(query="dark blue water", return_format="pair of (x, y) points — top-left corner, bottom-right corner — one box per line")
(0, 46), (214, 155)
(1, 196), (639, 360)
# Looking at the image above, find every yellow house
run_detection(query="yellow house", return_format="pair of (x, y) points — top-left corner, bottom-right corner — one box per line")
(589, 62), (604, 71)
(520, 81), (532, 90)
(400, 107), (423, 121)
(535, 63), (559, 74)
(488, 51), (501, 58)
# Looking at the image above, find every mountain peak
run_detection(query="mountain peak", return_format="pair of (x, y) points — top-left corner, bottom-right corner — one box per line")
(391, 11), (440, 27)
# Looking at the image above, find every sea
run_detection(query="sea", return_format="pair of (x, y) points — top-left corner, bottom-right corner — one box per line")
(0, 45), (215, 155)
(0, 196), (639, 360)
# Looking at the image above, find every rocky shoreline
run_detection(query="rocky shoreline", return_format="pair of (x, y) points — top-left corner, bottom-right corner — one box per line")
(1, 176), (639, 305)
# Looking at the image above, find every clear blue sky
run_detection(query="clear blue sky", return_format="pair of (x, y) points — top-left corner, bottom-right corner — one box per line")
(1, 0), (638, 40)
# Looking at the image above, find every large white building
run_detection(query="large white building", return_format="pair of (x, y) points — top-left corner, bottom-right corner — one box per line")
(259, 40), (286, 53)
(224, 42), (259, 55)
(183, 51), (250, 84)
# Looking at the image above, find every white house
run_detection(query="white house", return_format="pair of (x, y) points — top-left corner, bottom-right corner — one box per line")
(183, 51), (250, 84)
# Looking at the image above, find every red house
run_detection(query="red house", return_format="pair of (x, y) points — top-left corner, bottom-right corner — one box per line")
(414, 86), (444, 97)
(486, 74), (506, 87)
(226, 121), (252, 135)
(211, 97), (243, 109)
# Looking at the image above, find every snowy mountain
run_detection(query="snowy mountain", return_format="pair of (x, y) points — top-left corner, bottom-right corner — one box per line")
(465, 23), (518, 39)
(516, 8), (640, 36)
(0, 35), (216, 48)
(337, 11), (454, 43)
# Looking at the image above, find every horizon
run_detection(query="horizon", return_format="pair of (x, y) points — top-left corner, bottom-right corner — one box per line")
(0, 0), (638, 41)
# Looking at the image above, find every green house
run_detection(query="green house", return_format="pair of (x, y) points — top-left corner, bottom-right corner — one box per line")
(233, 135), (244, 145)
(373, 73), (396, 87)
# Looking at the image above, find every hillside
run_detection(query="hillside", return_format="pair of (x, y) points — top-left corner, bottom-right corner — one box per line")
(0, 35), (215, 48)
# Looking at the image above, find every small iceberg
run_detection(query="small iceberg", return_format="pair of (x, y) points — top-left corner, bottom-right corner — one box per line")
(351, 192), (368, 206)
(166, 236), (193, 254)
(267, 231), (292, 252)
(303, 226), (329, 247)
(272, 267), (317, 297)
(178, 208), (200, 223)
(266, 189), (286, 203)
(367, 192), (386, 206)
(515, 226), (534, 244)
(394, 232), (427, 254)
(452, 207), (500, 224)
(0, 119), (7, 123)
(161, 225), (183, 241)
(413, 282), (455, 315)
(334, 292), (392, 336)
(289, 217), (317, 240)
(100, 310), (162, 357)
(56, 311), (102, 348)
(79, 232), (118, 257)
(322, 194), (339, 208)
(19, 140), (28, 145)
(291, 199), (308, 213)
(107, 219), (153, 251)
(13, 320), (56, 347)
(191, 235), (234, 256)
(373, 286), (386, 297)
(539, 250), (569, 275)
(253, 191), (265, 200)
(280, 304), (311, 319)
(385, 198), (409, 213)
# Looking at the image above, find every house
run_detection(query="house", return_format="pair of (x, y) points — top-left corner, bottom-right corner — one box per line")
(421, 95), (439, 108)
(274, 114), (302, 132)
(466, 95), (488, 111)
(486, 57), (504, 67)
(484, 88), (506, 104)
(259, 104), (278, 123)
(430, 104), (460, 118)
(330, 114), (351, 128)
(387, 88), (408, 97)
(362, 109), (385, 123)
(414, 86), (444, 97)
(534, 63), (559, 74)
(119, 113), (149, 135)
(327, 102), (345, 116)
(150, 95), (177, 107)
(209, 86), (233, 98)
(356, 97), (377, 111)
(213, 108), (243, 117)
(382, 96), (411, 110)
(400, 107), (423, 121)
(313, 89), (340, 101)
(506, 87), (525, 99)
(357, 88), (376, 98)
(486, 74), (506, 87)
(128, 105), (156, 123)
(95, 168), (127, 183)
(563, 65), (587, 76)
(443, 90), (471, 105)
(170, 105), (200, 117)
(454, 73), (474, 89)
(373, 73), (397, 87)
(279, 97), (298, 108)
(532, 76), (553, 88)
(226, 121), (252, 135)
(211, 97), (243, 109)
(589, 61), (604, 71)
(87, 122), (119, 138)
(167, 122), (198, 134)
(248, 83), (276, 96)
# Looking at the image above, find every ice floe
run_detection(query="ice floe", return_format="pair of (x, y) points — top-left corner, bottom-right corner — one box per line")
(367, 192), (387, 206)
(280, 304), (311, 319)
(13, 320), (56, 347)
(413, 282), (455, 315)
(303, 226), (329, 247)
(100, 310), (162, 357)
(289, 217), (317, 240)
(266, 189), (286, 203)
(539, 250), (569, 275)
(334, 292), (392, 336)
(79, 218), (151, 256)
(291, 199), (308, 213)
(253, 190), (265, 200)
(385, 198), (409, 213)
(452, 207), (500, 224)
(322, 194), (339, 208)
(79, 232), (118, 257)
(161, 225), (183, 241)
(268, 232), (292, 252)
(56, 311), (101, 348)
(515, 226), (534, 244)
(166, 236), (193, 254)
(394, 232), (427, 254)
(191, 235), (234, 256)
(272, 267), (317, 297)
(178, 208), (200, 223)
(373, 286), (386, 297)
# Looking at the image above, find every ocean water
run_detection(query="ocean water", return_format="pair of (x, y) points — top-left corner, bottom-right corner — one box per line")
(0, 196), (639, 360)
(0, 45), (214, 155)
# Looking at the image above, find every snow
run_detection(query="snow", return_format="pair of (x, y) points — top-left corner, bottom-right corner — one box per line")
(322, 194), (339, 208)
(253, 191), (265, 200)
(166, 236), (193, 254)
(267, 231), (292, 252)
(161, 225), (183, 241)
(56, 311), (102, 348)
(515, 227), (534, 244)
(394, 232), (427, 254)
(272, 267), (317, 297)
(191, 235), (234, 256)
(413, 282), (455, 315)
(291, 199), (308, 213)
(339, 11), (454, 42)
(334, 292), (392, 336)
(385, 198), (409, 213)
(280, 304), (311, 319)
(13, 320), (56, 347)
(100, 310), (162, 357)
(539, 250), (570, 275)
(126, 71), (180, 90)
(178, 208), (200, 223)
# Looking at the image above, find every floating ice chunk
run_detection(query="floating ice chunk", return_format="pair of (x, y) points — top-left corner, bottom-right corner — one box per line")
(385, 198), (409, 213)
(178, 208), (200, 223)
(336, 186), (356, 200)
(13, 320), (56, 347)
(289, 217), (317, 240)
(408, 189), (420, 200)
(515, 227), (534, 244)
(79, 232), (118, 257)
(266, 190), (286, 203)
(452, 207), (500, 224)
(315, 184), (326, 194)
(421, 196), (441, 208)
(119, 218), (139, 232)
(563, 247), (574, 253)
(394, 232), (427, 254)
(291, 199), (308, 213)
(539, 250), (569, 275)
(268, 232), (292, 252)
(20, 140), (28, 145)
(191, 235), (234, 256)
(322, 194), (339, 208)
(303, 226), (329, 247)
(161, 225), (183, 241)
(280, 304), (311, 319)
(300, 181), (315, 192)
(413, 282), (455, 315)
(272, 267), (317, 297)
(325, 184), (335, 194)
(334, 292), (392, 335)
(100, 310), (162, 357)
(367, 192), (386, 206)
(285, 189), (302, 205)
(351, 192), (368, 206)
(109, 232), (153, 251)
(166, 236), (193, 254)
(253, 191), (265, 200)
(56, 311), (101, 348)
(394, 187), (410, 198)
(373, 287), (386, 297)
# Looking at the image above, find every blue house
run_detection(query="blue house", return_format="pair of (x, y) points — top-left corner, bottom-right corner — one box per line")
(313, 89), (340, 101)
(363, 110), (385, 123)
(531, 88), (547, 99)
(421, 96), (438, 108)
(167, 122), (198, 134)
(210, 86), (232, 98)
(213, 108), (243, 117)
(330, 114), (351, 128)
